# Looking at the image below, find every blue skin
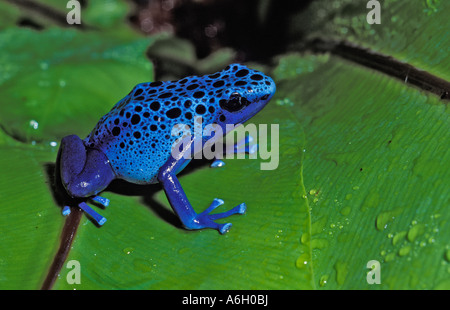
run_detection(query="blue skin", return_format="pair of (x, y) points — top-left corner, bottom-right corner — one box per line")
(58, 63), (276, 233)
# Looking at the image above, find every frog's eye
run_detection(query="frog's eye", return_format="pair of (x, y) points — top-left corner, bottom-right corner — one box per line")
(220, 92), (250, 112)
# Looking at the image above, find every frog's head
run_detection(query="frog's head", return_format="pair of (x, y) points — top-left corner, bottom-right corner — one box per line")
(57, 135), (115, 198)
(212, 63), (276, 130)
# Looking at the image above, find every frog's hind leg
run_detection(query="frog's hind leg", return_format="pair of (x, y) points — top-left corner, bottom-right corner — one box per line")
(158, 139), (246, 234)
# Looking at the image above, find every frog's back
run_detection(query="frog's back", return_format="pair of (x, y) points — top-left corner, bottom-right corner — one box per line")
(85, 64), (275, 184)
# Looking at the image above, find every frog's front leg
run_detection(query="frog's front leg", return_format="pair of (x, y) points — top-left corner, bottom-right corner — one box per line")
(157, 139), (246, 234)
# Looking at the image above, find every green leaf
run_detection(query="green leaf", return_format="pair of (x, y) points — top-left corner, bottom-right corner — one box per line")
(2, 0), (135, 33)
(0, 1), (21, 30)
(81, 0), (133, 29)
(274, 53), (449, 289)
(0, 28), (153, 143)
(146, 34), (235, 80)
(0, 144), (63, 289)
(277, 0), (450, 289)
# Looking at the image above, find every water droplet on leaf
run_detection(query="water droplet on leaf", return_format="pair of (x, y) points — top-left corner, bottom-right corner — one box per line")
(295, 253), (310, 269)
(319, 275), (329, 287)
(123, 247), (134, 255)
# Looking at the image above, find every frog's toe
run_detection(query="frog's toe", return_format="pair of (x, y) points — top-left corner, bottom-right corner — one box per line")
(210, 159), (226, 168)
(218, 223), (233, 234)
(246, 143), (258, 154)
(190, 199), (246, 234)
(62, 206), (71, 216)
(90, 195), (110, 207)
(208, 202), (246, 220)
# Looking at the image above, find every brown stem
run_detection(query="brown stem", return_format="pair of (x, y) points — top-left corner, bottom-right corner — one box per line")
(307, 38), (450, 101)
(41, 207), (83, 290)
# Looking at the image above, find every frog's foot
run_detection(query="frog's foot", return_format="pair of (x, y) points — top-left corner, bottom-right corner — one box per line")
(187, 198), (246, 234)
(210, 135), (258, 168)
(62, 195), (110, 226)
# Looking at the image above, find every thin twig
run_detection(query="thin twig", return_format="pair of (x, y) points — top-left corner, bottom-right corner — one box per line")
(41, 207), (83, 290)
(307, 38), (450, 101)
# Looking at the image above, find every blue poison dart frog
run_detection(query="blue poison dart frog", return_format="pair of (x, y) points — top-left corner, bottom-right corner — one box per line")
(57, 63), (276, 234)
